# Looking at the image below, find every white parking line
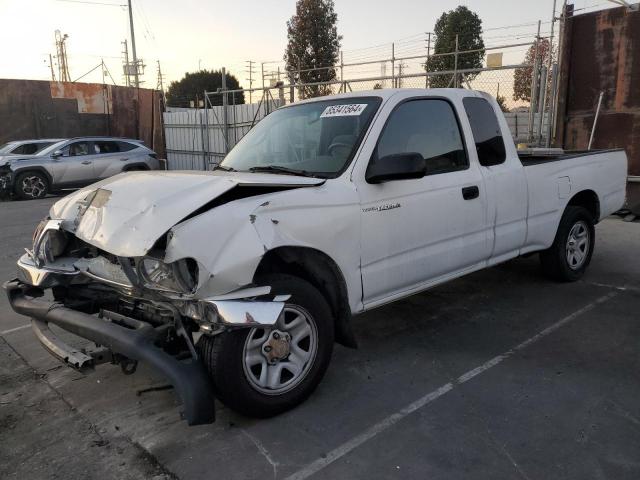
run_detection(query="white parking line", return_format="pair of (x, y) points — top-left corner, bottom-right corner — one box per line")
(284, 291), (618, 480)
(0, 323), (31, 336)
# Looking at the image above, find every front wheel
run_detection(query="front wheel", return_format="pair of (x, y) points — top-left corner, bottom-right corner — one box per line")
(198, 274), (334, 417)
(14, 171), (49, 200)
(540, 206), (595, 282)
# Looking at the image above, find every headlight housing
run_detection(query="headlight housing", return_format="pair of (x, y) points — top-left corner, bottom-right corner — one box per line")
(32, 218), (67, 266)
(138, 257), (199, 294)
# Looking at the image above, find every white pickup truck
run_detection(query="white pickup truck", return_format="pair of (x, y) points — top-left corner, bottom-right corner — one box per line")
(5, 89), (627, 425)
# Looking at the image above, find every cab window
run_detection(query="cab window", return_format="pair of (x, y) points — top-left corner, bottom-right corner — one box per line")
(117, 141), (137, 152)
(462, 97), (506, 166)
(63, 142), (91, 157)
(94, 141), (120, 154)
(374, 99), (468, 175)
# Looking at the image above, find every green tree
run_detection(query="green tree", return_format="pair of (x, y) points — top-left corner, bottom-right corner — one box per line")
(513, 38), (553, 102)
(166, 70), (244, 108)
(496, 94), (509, 112)
(284, 0), (341, 98)
(426, 6), (485, 88)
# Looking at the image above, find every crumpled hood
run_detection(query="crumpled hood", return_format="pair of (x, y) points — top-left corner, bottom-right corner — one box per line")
(50, 170), (324, 257)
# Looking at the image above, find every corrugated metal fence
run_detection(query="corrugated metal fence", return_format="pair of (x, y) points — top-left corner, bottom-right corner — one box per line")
(163, 101), (281, 170)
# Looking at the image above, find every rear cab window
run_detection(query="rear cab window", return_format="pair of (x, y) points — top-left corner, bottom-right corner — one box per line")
(117, 141), (138, 152)
(462, 97), (506, 166)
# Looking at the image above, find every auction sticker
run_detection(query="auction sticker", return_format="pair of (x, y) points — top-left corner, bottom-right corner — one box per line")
(320, 103), (367, 118)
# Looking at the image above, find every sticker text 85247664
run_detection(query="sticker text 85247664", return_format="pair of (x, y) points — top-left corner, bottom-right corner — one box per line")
(320, 104), (368, 118)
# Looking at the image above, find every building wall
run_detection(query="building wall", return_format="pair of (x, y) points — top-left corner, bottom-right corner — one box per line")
(0, 79), (165, 158)
(555, 6), (640, 211)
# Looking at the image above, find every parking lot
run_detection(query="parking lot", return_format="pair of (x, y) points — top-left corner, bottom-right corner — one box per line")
(1, 196), (639, 480)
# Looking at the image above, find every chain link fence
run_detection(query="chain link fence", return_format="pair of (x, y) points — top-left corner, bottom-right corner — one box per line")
(164, 39), (556, 170)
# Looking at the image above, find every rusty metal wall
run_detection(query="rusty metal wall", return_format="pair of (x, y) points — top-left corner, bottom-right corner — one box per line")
(555, 6), (640, 210)
(0, 79), (165, 159)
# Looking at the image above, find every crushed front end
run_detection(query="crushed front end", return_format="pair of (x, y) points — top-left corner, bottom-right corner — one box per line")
(0, 165), (13, 199)
(5, 217), (286, 425)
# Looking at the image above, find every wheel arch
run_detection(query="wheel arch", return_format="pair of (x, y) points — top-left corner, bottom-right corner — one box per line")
(122, 163), (150, 172)
(254, 246), (357, 349)
(567, 189), (600, 223)
(12, 166), (54, 186)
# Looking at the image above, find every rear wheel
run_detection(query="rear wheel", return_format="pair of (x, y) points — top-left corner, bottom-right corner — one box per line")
(198, 274), (334, 417)
(540, 206), (595, 281)
(14, 171), (49, 200)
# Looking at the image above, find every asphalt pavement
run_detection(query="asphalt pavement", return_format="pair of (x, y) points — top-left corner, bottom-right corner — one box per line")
(1, 196), (639, 480)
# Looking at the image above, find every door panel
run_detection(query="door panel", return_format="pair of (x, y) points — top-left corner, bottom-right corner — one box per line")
(360, 171), (489, 304)
(358, 98), (492, 306)
(51, 141), (96, 185)
(461, 97), (527, 263)
(93, 140), (127, 179)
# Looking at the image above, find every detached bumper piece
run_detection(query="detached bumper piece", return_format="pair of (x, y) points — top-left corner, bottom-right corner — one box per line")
(4, 279), (215, 425)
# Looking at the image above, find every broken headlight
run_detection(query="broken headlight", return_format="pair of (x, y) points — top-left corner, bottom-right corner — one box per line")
(138, 257), (199, 294)
(32, 219), (68, 265)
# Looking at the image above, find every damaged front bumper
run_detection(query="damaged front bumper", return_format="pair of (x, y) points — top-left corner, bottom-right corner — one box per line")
(5, 279), (216, 425)
(7, 251), (289, 425)
(15, 252), (287, 329)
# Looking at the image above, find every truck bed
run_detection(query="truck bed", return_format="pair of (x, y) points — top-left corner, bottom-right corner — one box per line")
(518, 149), (624, 166)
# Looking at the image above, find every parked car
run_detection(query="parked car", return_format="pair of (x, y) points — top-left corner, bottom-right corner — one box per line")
(4, 89), (627, 425)
(0, 137), (160, 200)
(0, 138), (65, 156)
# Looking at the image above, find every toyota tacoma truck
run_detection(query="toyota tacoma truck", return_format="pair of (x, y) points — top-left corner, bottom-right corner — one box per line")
(5, 89), (627, 425)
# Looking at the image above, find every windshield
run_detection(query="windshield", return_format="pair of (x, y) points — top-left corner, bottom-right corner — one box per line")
(0, 142), (15, 154)
(38, 140), (69, 156)
(220, 96), (381, 177)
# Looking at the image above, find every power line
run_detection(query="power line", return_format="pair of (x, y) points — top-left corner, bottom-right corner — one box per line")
(55, 0), (126, 6)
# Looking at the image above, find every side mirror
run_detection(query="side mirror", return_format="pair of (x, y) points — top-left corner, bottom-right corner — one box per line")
(365, 152), (426, 184)
(51, 150), (63, 159)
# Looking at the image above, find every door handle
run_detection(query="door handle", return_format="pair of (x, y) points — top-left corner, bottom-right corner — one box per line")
(120, 157), (129, 161)
(462, 185), (480, 200)
(81, 160), (92, 165)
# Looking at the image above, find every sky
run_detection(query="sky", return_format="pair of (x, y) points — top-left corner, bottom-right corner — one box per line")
(0, 0), (613, 89)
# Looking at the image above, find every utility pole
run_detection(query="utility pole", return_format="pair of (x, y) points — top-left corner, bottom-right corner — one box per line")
(245, 60), (255, 103)
(122, 40), (130, 86)
(55, 30), (70, 82)
(543, 0), (558, 146)
(453, 34), (459, 88)
(156, 60), (166, 106)
(156, 60), (165, 92)
(528, 20), (542, 145)
(391, 43), (395, 88)
(127, 0), (139, 88)
(49, 54), (56, 81)
(425, 32), (431, 88)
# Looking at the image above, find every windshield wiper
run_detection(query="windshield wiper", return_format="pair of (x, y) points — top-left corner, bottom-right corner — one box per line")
(247, 165), (311, 176)
(215, 164), (236, 172)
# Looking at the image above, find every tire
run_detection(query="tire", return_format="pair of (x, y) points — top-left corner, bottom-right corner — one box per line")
(540, 206), (595, 282)
(14, 171), (49, 200)
(198, 274), (335, 417)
